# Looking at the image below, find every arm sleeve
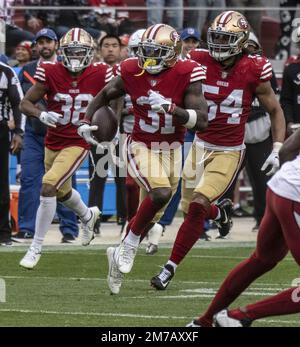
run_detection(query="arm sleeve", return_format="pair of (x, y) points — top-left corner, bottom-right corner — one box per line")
(280, 66), (295, 124)
(189, 63), (206, 83)
(7, 67), (25, 133)
(105, 65), (114, 84)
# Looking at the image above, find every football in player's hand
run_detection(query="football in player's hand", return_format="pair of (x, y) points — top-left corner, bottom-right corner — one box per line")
(91, 106), (118, 143)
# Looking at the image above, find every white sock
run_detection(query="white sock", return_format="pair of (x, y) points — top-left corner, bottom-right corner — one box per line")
(148, 223), (163, 245)
(62, 189), (91, 222)
(166, 260), (177, 271)
(125, 230), (140, 247)
(32, 196), (57, 251)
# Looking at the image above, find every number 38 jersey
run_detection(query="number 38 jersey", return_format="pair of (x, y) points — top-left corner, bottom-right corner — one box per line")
(34, 61), (113, 150)
(188, 49), (273, 149)
(116, 57), (206, 147)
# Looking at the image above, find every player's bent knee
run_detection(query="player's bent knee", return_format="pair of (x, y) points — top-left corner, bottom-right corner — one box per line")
(191, 193), (210, 210)
(41, 183), (57, 197)
(57, 190), (72, 202)
(150, 187), (172, 207)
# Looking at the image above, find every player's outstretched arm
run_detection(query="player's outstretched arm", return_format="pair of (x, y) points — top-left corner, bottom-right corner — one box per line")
(256, 81), (286, 176)
(256, 81), (286, 144)
(148, 81), (208, 132)
(83, 76), (126, 124)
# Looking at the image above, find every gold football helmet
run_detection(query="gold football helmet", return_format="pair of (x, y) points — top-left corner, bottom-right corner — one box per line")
(60, 28), (94, 73)
(207, 11), (250, 62)
(137, 24), (182, 74)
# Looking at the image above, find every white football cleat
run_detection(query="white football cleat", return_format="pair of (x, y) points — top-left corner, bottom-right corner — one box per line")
(214, 309), (251, 327)
(107, 247), (124, 295)
(114, 240), (138, 274)
(81, 206), (101, 246)
(19, 245), (41, 269)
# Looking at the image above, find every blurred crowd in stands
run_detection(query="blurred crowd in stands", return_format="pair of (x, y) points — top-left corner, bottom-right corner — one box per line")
(2, 0), (300, 64)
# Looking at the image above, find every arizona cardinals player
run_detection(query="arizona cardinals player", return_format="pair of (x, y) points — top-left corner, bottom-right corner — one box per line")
(78, 24), (208, 294)
(19, 28), (113, 269)
(151, 11), (286, 291)
(188, 127), (300, 327)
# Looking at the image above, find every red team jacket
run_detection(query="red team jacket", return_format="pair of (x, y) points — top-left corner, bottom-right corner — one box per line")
(116, 57), (206, 147)
(188, 49), (273, 148)
(34, 61), (113, 150)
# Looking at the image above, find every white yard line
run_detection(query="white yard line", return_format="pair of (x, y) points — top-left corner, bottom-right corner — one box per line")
(0, 308), (299, 326)
(0, 275), (291, 288)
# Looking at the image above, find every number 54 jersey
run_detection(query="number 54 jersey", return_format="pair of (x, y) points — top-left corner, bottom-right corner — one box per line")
(34, 61), (113, 150)
(188, 49), (273, 150)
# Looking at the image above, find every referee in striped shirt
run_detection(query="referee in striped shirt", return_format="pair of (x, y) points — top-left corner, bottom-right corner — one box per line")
(0, 61), (24, 245)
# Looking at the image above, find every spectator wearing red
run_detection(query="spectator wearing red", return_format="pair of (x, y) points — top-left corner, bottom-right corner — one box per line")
(15, 41), (32, 67)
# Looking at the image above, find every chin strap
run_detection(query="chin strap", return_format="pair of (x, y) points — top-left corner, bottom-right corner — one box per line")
(134, 58), (157, 76)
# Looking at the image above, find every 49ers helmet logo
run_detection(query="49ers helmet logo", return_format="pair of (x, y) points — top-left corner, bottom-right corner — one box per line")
(170, 31), (180, 42)
(238, 17), (248, 30)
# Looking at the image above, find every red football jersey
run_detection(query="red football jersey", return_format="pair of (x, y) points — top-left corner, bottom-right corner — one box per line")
(34, 61), (113, 150)
(116, 57), (206, 147)
(188, 49), (273, 148)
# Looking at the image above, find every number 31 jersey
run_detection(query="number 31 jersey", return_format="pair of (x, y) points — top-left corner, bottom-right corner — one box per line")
(34, 61), (113, 150)
(188, 49), (272, 149)
(117, 57), (206, 147)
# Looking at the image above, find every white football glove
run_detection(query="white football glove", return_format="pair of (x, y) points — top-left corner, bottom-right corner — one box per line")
(39, 111), (62, 128)
(261, 142), (283, 176)
(77, 123), (99, 146)
(148, 90), (172, 113)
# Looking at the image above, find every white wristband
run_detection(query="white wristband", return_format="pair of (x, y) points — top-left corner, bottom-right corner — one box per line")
(185, 109), (197, 129)
(273, 142), (283, 152)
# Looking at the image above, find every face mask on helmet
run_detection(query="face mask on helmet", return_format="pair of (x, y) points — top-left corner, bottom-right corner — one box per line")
(137, 42), (175, 74)
(61, 44), (94, 72)
(207, 29), (247, 62)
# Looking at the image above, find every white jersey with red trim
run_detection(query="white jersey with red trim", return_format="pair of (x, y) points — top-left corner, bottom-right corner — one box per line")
(188, 49), (273, 150)
(268, 152), (300, 203)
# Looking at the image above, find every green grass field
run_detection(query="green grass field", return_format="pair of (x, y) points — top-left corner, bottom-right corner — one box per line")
(0, 243), (299, 327)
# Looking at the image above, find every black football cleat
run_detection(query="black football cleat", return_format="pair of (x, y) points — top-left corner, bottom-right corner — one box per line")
(150, 264), (174, 290)
(215, 199), (233, 238)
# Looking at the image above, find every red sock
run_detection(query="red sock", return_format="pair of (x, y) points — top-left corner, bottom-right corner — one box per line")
(231, 287), (300, 321)
(228, 308), (248, 321)
(130, 196), (162, 236)
(170, 202), (208, 265)
(207, 204), (219, 220)
(198, 253), (277, 326)
(126, 175), (140, 221)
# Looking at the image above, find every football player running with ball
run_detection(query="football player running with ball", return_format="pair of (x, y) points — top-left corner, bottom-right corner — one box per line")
(19, 28), (113, 269)
(150, 11), (286, 291)
(78, 24), (209, 294)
